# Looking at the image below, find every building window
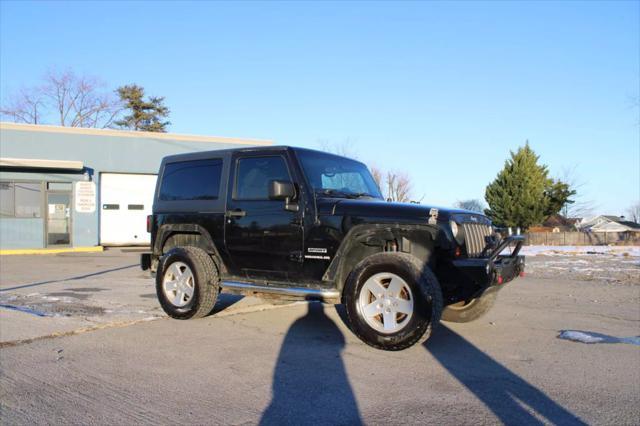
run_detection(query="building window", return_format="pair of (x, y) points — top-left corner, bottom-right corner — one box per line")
(0, 182), (14, 217)
(0, 181), (42, 218)
(15, 183), (42, 218)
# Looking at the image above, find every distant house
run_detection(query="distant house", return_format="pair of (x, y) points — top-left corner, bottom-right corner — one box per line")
(529, 215), (581, 233)
(540, 214), (581, 232)
(578, 216), (640, 233)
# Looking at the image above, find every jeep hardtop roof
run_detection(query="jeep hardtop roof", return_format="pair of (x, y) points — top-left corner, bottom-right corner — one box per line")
(161, 145), (366, 166)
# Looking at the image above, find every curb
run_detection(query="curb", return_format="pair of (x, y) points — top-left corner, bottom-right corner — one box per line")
(0, 246), (104, 256)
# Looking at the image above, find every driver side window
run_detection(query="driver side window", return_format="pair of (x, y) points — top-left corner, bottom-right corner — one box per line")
(235, 156), (291, 200)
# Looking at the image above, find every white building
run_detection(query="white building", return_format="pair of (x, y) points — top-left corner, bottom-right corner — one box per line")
(578, 215), (640, 233)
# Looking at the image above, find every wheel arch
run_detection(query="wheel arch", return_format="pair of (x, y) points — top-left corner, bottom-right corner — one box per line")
(154, 224), (227, 274)
(322, 223), (439, 295)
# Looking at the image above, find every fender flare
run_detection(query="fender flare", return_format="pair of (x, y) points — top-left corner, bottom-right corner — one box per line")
(322, 223), (440, 289)
(154, 224), (226, 273)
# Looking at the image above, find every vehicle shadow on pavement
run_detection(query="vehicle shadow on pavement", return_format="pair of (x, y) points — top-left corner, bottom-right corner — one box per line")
(210, 293), (245, 314)
(260, 302), (363, 425)
(425, 324), (587, 425)
(0, 264), (138, 292)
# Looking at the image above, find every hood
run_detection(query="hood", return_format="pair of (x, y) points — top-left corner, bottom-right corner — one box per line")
(316, 197), (482, 223)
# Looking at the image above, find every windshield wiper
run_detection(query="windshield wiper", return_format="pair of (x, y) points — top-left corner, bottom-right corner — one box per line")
(315, 189), (378, 199)
(349, 192), (378, 199)
(315, 189), (351, 198)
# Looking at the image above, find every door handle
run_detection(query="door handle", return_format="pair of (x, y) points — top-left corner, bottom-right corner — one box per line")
(226, 209), (246, 218)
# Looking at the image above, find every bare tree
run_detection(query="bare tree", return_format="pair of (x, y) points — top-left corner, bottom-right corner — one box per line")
(386, 171), (412, 202)
(370, 165), (383, 192)
(42, 70), (122, 128)
(558, 165), (597, 218)
(454, 199), (485, 212)
(627, 201), (640, 223)
(0, 87), (45, 124)
(1, 69), (122, 128)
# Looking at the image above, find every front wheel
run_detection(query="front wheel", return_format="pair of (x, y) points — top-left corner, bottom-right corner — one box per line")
(343, 253), (443, 351)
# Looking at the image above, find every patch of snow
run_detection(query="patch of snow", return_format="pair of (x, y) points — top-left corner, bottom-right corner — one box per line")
(559, 330), (604, 343)
(516, 246), (640, 257)
(142, 316), (161, 322)
(0, 303), (50, 317)
(558, 330), (640, 346)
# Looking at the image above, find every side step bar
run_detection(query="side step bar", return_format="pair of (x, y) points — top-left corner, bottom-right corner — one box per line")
(221, 281), (340, 303)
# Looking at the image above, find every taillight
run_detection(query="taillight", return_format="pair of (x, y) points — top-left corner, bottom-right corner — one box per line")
(147, 215), (152, 233)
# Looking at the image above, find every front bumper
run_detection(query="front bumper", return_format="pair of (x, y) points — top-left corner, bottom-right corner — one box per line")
(450, 235), (526, 289)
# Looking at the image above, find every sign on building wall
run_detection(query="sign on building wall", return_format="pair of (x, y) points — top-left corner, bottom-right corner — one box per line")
(75, 181), (96, 213)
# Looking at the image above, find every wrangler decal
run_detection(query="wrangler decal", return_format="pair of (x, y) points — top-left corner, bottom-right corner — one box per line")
(308, 248), (328, 254)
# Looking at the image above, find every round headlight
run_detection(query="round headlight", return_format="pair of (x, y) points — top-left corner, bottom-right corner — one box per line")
(450, 220), (458, 237)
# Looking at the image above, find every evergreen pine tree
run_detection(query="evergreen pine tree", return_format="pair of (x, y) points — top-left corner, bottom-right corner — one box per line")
(545, 179), (576, 218)
(115, 84), (170, 132)
(484, 142), (550, 229)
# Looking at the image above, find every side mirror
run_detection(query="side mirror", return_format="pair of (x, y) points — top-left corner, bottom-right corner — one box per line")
(269, 180), (295, 200)
(268, 180), (299, 212)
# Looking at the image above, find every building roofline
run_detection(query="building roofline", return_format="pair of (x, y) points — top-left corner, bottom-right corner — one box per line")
(0, 157), (84, 170)
(0, 122), (273, 146)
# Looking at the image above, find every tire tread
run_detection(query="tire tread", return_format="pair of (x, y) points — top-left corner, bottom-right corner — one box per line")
(183, 246), (220, 318)
(156, 246), (220, 319)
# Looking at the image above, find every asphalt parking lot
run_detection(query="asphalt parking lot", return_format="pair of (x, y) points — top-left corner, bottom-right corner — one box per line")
(0, 250), (638, 425)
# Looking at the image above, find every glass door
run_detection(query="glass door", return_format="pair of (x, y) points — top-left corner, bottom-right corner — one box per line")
(46, 192), (71, 246)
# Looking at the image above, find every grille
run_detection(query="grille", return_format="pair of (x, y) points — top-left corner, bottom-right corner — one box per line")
(462, 223), (493, 257)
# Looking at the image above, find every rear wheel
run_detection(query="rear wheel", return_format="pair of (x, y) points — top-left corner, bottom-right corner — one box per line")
(156, 246), (220, 319)
(442, 287), (497, 323)
(344, 253), (442, 351)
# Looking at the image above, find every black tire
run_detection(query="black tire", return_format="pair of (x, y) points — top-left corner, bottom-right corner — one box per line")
(441, 287), (498, 323)
(156, 246), (220, 319)
(343, 252), (443, 351)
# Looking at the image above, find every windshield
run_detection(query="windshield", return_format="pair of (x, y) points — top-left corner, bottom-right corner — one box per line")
(296, 150), (383, 199)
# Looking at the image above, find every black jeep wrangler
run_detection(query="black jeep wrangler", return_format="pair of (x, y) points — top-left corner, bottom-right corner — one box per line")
(141, 146), (524, 350)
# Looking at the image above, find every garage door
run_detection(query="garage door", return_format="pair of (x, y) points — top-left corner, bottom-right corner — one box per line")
(100, 173), (157, 246)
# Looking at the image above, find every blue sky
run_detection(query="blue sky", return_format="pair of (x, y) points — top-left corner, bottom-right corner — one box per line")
(1, 1), (638, 216)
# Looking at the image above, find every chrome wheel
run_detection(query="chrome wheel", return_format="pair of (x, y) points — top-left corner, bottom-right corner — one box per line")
(358, 272), (414, 334)
(162, 261), (195, 307)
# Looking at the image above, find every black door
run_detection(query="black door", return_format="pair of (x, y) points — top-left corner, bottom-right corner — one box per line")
(224, 153), (303, 282)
